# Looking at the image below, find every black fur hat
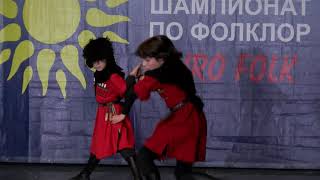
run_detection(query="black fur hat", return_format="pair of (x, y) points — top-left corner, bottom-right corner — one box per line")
(83, 37), (124, 82)
(83, 37), (116, 68)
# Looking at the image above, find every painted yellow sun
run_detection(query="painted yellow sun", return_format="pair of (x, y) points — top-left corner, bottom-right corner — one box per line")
(0, 0), (130, 98)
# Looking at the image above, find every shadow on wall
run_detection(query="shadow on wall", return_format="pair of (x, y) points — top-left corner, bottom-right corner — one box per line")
(224, 47), (291, 167)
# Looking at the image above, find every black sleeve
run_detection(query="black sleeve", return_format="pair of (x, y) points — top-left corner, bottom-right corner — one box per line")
(126, 75), (136, 88)
(121, 76), (138, 115)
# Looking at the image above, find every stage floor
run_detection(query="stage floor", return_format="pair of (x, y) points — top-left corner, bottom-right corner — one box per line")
(0, 163), (319, 180)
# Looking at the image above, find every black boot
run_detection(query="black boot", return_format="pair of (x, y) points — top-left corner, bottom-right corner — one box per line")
(69, 154), (100, 180)
(175, 169), (196, 180)
(136, 147), (161, 180)
(174, 161), (195, 180)
(126, 156), (143, 180)
(174, 174), (196, 180)
(144, 171), (161, 180)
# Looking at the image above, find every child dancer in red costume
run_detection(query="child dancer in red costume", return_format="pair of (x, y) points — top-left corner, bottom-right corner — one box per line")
(70, 37), (142, 180)
(112, 35), (207, 180)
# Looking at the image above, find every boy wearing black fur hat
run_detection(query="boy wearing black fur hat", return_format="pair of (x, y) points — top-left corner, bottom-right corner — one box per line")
(70, 37), (142, 180)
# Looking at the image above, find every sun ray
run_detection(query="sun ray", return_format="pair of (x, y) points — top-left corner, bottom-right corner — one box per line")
(0, 23), (21, 43)
(22, 66), (33, 94)
(0, 49), (11, 65)
(106, 0), (128, 8)
(78, 30), (96, 48)
(56, 70), (67, 99)
(0, 0), (18, 19)
(86, 8), (130, 27)
(60, 45), (86, 89)
(7, 40), (34, 80)
(37, 49), (55, 96)
(103, 31), (128, 44)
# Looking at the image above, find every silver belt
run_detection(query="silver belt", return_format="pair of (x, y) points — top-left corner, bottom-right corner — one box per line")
(170, 99), (188, 112)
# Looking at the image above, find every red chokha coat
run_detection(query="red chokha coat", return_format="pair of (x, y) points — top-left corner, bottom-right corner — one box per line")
(134, 75), (207, 163)
(90, 73), (135, 159)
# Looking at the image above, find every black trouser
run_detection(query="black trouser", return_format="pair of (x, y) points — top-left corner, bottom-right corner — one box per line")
(174, 161), (194, 180)
(136, 147), (159, 175)
(83, 148), (136, 175)
(136, 146), (194, 180)
(69, 154), (100, 180)
(70, 148), (141, 180)
(119, 148), (143, 180)
(118, 148), (136, 159)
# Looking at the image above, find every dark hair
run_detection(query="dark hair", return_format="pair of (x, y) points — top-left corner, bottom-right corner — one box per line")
(135, 35), (183, 62)
(138, 35), (204, 110)
(83, 37), (124, 82)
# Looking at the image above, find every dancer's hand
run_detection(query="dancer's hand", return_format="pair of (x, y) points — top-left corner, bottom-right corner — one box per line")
(138, 75), (145, 80)
(110, 114), (126, 124)
(130, 64), (142, 77)
(105, 113), (111, 122)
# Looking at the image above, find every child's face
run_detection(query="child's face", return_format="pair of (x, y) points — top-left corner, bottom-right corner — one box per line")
(93, 59), (106, 71)
(141, 57), (163, 71)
